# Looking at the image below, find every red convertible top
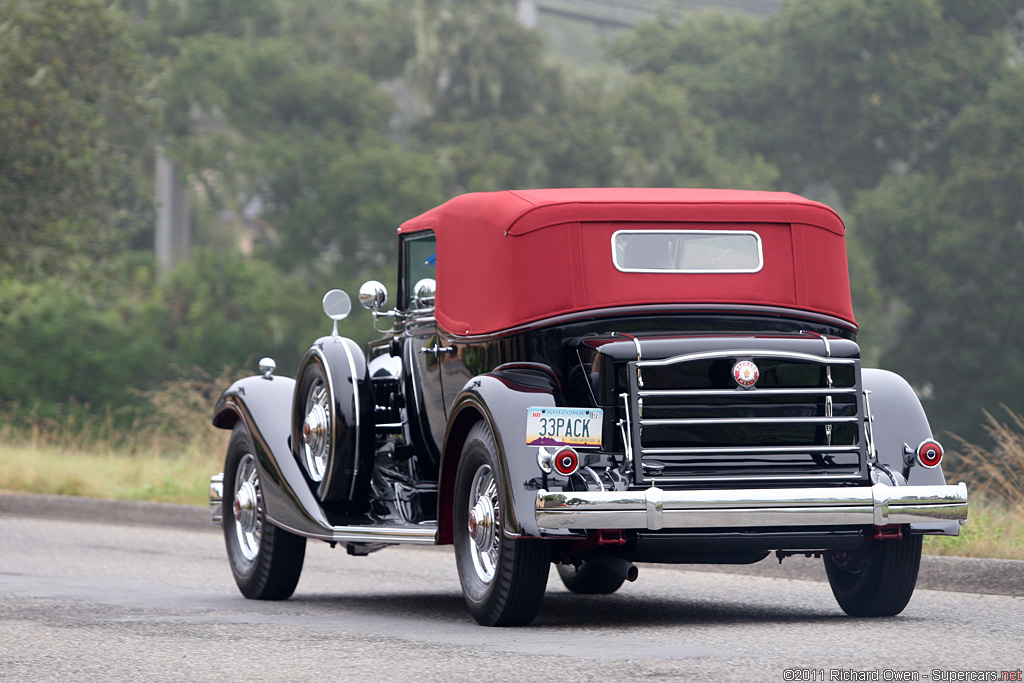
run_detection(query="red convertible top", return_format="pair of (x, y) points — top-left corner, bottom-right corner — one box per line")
(399, 188), (855, 336)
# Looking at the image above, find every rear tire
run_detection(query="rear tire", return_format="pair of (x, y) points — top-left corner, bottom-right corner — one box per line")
(223, 424), (306, 600)
(823, 532), (922, 617)
(557, 560), (627, 595)
(453, 422), (550, 626)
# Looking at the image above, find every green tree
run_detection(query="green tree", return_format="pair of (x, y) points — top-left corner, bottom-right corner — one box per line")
(613, 1), (1008, 202)
(404, 0), (557, 121)
(161, 32), (442, 276)
(0, 0), (156, 280)
(0, 256), (168, 410)
(854, 68), (1024, 440)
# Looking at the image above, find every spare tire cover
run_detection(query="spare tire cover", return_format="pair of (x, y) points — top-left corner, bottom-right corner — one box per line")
(292, 336), (374, 504)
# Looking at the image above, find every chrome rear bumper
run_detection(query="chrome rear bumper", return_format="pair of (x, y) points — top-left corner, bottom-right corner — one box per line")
(535, 482), (968, 531)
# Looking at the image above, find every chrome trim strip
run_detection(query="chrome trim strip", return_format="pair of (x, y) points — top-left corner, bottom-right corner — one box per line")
(863, 389), (877, 463)
(639, 416), (859, 426)
(332, 524), (437, 545)
(638, 387), (857, 397)
(640, 445), (859, 455)
(270, 517), (438, 544)
(803, 330), (832, 359)
(536, 482), (969, 530)
(620, 392), (635, 471)
(339, 338), (362, 500)
(645, 472), (861, 483)
(637, 349), (856, 369)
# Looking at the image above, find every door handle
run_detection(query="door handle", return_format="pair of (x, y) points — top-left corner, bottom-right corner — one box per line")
(418, 343), (454, 356)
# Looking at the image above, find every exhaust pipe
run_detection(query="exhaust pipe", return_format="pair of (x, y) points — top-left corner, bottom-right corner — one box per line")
(590, 554), (639, 582)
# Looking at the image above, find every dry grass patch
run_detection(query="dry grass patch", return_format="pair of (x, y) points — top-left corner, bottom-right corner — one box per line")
(923, 496), (1024, 560)
(0, 373), (234, 505)
(0, 441), (224, 505)
(925, 407), (1024, 560)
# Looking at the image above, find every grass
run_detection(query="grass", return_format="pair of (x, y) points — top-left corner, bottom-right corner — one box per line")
(1, 382), (1023, 560)
(923, 496), (1024, 560)
(0, 373), (232, 506)
(924, 406), (1024, 560)
(0, 441), (224, 505)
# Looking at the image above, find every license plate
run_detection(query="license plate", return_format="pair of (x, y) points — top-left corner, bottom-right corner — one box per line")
(526, 407), (603, 448)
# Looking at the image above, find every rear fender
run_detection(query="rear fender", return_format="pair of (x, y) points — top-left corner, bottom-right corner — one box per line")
(439, 366), (568, 542)
(213, 375), (335, 538)
(863, 368), (960, 535)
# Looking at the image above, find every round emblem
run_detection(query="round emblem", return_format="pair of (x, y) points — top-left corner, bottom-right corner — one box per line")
(733, 360), (759, 388)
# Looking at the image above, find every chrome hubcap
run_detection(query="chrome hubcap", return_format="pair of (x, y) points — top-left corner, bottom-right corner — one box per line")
(233, 453), (262, 562)
(467, 464), (500, 584)
(469, 497), (495, 551)
(302, 379), (330, 482)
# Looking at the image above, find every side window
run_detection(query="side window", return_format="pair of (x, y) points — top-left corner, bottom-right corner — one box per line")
(402, 231), (437, 309)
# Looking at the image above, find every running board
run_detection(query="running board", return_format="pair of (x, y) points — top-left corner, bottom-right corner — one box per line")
(271, 516), (439, 545)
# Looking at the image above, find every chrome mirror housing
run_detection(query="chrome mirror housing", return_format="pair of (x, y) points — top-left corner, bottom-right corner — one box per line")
(360, 280), (400, 333)
(412, 278), (436, 309)
(358, 280), (388, 312)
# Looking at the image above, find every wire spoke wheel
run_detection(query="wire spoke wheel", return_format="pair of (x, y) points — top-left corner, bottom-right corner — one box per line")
(301, 378), (331, 482)
(467, 465), (501, 584)
(232, 453), (263, 563)
(223, 424), (307, 601)
(454, 422), (549, 626)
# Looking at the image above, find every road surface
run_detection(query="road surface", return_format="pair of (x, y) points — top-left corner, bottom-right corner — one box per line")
(0, 497), (1021, 682)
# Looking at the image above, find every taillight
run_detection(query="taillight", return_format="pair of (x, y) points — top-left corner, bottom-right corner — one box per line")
(916, 439), (943, 468)
(553, 447), (580, 476)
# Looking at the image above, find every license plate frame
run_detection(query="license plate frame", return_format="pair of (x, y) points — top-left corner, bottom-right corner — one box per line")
(525, 407), (603, 448)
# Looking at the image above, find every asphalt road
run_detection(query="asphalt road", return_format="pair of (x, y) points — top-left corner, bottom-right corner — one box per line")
(1, 495), (1022, 682)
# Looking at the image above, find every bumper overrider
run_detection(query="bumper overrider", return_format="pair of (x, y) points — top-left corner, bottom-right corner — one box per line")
(535, 482), (969, 531)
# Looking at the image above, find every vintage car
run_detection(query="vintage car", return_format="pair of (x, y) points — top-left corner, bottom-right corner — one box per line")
(209, 188), (969, 626)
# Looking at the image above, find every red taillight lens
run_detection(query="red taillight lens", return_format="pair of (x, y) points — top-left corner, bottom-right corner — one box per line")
(553, 447), (580, 476)
(917, 439), (943, 468)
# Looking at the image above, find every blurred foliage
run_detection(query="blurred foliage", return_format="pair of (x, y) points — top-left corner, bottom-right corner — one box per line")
(0, 0), (157, 281)
(0, 266), (167, 409)
(2, 0), (1024, 447)
(611, 0), (1024, 442)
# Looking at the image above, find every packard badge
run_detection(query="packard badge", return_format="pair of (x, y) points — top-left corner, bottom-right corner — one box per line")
(733, 360), (759, 388)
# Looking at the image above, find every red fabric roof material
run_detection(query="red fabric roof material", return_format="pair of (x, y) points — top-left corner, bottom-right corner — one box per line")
(398, 189), (855, 336)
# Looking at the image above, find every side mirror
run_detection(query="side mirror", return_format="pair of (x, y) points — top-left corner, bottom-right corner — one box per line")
(322, 289), (351, 336)
(412, 278), (436, 309)
(358, 280), (388, 312)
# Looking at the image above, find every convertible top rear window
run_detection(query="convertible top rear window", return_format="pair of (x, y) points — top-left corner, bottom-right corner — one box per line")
(612, 230), (763, 273)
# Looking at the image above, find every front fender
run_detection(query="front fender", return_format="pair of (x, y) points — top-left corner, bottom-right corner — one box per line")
(863, 368), (961, 535)
(441, 369), (570, 541)
(213, 375), (335, 538)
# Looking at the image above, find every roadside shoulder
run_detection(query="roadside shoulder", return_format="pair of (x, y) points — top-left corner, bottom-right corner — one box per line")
(0, 491), (212, 532)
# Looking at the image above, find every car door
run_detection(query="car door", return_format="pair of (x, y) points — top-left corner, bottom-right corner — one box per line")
(400, 231), (447, 463)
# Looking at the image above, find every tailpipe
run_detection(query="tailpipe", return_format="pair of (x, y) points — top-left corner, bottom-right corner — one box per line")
(590, 554), (639, 582)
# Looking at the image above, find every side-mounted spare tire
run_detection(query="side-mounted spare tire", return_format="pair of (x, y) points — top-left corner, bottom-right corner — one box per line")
(291, 336), (375, 508)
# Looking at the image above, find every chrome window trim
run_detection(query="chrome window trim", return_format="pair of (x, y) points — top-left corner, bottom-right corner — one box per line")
(611, 229), (764, 274)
